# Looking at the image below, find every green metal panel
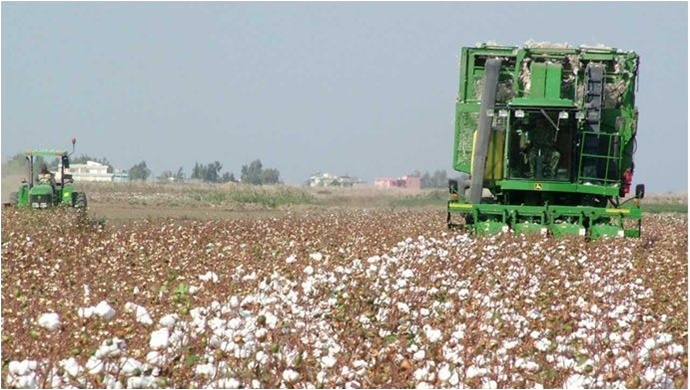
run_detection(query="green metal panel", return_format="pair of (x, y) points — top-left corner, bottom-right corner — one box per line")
(475, 220), (509, 235)
(496, 180), (620, 197)
(508, 98), (575, 107)
(530, 63), (547, 99)
(590, 223), (624, 239)
(545, 63), (562, 100)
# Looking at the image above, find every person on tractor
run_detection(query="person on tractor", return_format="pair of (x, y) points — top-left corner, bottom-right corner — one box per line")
(38, 163), (56, 189)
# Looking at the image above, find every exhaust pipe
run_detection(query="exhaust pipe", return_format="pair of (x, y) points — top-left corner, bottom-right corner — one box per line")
(469, 58), (502, 203)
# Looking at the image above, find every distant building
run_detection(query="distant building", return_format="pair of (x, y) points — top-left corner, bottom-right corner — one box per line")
(308, 172), (364, 187)
(374, 174), (421, 190)
(56, 161), (129, 183)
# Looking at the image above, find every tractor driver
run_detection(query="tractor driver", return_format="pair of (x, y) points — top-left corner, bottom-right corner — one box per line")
(38, 163), (55, 189)
(520, 116), (561, 179)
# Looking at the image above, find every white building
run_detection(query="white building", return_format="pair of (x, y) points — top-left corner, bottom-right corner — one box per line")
(57, 161), (127, 182)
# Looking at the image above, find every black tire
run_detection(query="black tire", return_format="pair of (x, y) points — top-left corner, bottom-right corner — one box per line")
(8, 191), (18, 206)
(73, 192), (87, 209)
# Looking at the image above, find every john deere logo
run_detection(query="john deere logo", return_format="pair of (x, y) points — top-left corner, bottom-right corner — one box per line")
(534, 183), (543, 190)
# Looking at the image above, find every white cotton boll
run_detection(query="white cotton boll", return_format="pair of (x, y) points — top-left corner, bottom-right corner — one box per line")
(16, 373), (37, 389)
(119, 358), (143, 375)
(78, 306), (95, 318)
(401, 269), (414, 278)
(481, 378), (498, 389)
(304, 265), (314, 275)
(218, 378), (241, 389)
(420, 308), (430, 317)
(133, 286), (140, 295)
(127, 377), (156, 389)
(195, 363), (216, 377)
(94, 300), (116, 320)
(438, 364), (451, 382)
(669, 344), (684, 356)
(424, 326), (442, 343)
(530, 330), (541, 339)
(60, 357), (82, 377)
(146, 351), (163, 366)
(564, 374), (586, 389)
(644, 367), (656, 383)
(449, 371), (459, 386)
(256, 351), (269, 366)
(159, 313), (178, 328)
(524, 361), (539, 371)
(199, 271), (219, 283)
(189, 285), (200, 294)
(286, 254), (297, 263)
(397, 302), (410, 313)
(282, 369), (299, 383)
(615, 357), (630, 369)
(534, 338), (550, 351)
(655, 333), (672, 345)
(310, 252), (323, 261)
(413, 367), (428, 381)
(228, 318), (242, 330)
(85, 357), (103, 375)
(321, 355), (337, 368)
(150, 328), (170, 350)
(416, 382), (431, 389)
(229, 296), (240, 308)
(608, 332), (622, 343)
(251, 379), (261, 389)
(413, 350), (426, 361)
(9, 360), (36, 376)
(458, 289), (470, 299)
(38, 313), (61, 331)
(466, 365), (481, 378)
(644, 338), (656, 350)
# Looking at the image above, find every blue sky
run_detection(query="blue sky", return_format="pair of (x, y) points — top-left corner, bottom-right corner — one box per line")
(2, 2), (687, 192)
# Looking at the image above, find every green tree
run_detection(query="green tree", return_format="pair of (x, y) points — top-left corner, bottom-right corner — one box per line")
(203, 161), (223, 183)
(240, 159), (281, 185)
(128, 161), (151, 181)
(221, 172), (236, 183)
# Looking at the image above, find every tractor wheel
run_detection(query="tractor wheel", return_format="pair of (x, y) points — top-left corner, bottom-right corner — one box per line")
(73, 192), (87, 209)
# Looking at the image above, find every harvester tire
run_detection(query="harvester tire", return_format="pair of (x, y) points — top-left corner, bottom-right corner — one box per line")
(74, 192), (87, 209)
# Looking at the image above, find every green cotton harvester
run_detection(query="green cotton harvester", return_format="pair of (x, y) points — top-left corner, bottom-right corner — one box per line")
(447, 43), (644, 238)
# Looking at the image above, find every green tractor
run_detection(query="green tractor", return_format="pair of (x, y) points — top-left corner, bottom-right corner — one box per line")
(448, 43), (644, 238)
(8, 138), (88, 210)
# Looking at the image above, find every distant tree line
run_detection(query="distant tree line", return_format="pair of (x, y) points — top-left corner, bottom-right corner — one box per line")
(419, 170), (448, 189)
(190, 161), (235, 183)
(5, 149), (282, 186)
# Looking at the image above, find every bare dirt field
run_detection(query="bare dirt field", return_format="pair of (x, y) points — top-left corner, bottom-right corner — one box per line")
(1, 182), (688, 388)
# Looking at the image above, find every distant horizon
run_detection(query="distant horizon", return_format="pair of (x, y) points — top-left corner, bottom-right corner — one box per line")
(2, 2), (687, 192)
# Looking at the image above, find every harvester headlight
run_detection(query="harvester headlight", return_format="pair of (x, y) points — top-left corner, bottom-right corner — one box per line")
(558, 111), (569, 119)
(579, 228), (586, 236)
(40, 203), (48, 208)
(498, 109), (509, 118)
(575, 112), (585, 120)
(32, 202), (39, 208)
(617, 230), (625, 238)
(486, 110), (495, 117)
(515, 110), (525, 118)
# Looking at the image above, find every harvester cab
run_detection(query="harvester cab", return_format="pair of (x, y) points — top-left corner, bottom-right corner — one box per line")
(448, 43), (643, 238)
(9, 138), (87, 209)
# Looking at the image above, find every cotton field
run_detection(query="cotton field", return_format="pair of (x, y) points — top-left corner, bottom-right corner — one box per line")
(1, 209), (687, 388)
